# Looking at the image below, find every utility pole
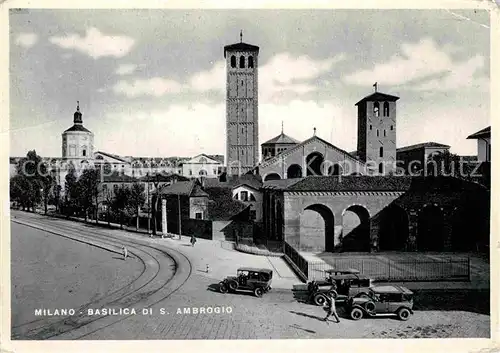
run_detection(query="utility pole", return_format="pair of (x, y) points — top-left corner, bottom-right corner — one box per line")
(178, 193), (182, 238)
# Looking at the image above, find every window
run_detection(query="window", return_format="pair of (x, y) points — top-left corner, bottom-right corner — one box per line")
(189, 169), (192, 175)
(242, 128), (244, 133)
(250, 210), (257, 220)
(391, 125), (394, 131)
(230, 55), (236, 68)
(248, 56), (254, 68)
(369, 125), (372, 131)
(383, 101), (389, 116)
(373, 102), (380, 117)
(113, 184), (118, 191)
(233, 193), (239, 200)
(250, 193), (256, 201)
(379, 163), (384, 174)
(377, 129), (379, 137)
(239, 56), (245, 68)
(241, 191), (248, 201)
(380, 146), (384, 157)
(384, 130), (386, 137)
(241, 150), (244, 155)
(82, 149), (86, 157)
(199, 170), (207, 176)
(195, 212), (202, 220)
(241, 80), (244, 86)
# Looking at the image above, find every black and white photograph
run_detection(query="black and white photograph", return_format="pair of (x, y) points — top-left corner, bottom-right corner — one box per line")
(2, 2), (498, 350)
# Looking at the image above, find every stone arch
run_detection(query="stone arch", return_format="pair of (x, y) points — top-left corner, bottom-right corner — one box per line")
(306, 151), (324, 176)
(300, 204), (335, 252)
(378, 204), (409, 251)
(287, 164), (302, 178)
(327, 163), (343, 176)
(417, 204), (445, 251)
(199, 169), (207, 176)
(264, 173), (281, 181)
(341, 204), (371, 252)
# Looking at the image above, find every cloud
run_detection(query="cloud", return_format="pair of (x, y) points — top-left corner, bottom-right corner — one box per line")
(15, 33), (38, 48)
(49, 27), (135, 59)
(343, 38), (488, 91)
(189, 61), (225, 92)
(115, 64), (138, 75)
(112, 77), (184, 97)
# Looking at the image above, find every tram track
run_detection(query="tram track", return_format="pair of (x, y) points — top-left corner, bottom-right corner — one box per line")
(10, 212), (193, 340)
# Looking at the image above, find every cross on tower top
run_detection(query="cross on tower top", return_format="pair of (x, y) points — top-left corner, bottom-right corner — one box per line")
(76, 100), (80, 112)
(240, 30), (243, 43)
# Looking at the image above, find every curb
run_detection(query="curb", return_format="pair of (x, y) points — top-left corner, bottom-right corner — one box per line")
(12, 218), (134, 259)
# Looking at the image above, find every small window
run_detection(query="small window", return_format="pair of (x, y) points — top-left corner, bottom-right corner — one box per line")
(379, 163), (384, 174)
(369, 125), (372, 131)
(241, 150), (244, 155)
(377, 130), (379, 137)
(239, 56), (245, 68)
(250, 194), (256, 201)
(189, 169), (192, 175)
(391, 125), (394, 131)
(373, 102), (380, 117)
(195, 212), (202, 220)
(113, 184), (118, 190)
(241, 191), (248, 201)
(383, 102), (390, 117)
(248, 56), (254, 68)
(242, 128), (244, 133)
(230, 55), (236, 68)
(384, 130), (386, 137)
(380, 146), (384, 157)
(82, 149), (86, 157)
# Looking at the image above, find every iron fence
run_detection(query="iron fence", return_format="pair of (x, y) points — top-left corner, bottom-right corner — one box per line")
(306, 256), (470, 282)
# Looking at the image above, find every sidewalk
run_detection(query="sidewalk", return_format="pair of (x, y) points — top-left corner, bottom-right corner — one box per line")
(40, 212), (302, 289)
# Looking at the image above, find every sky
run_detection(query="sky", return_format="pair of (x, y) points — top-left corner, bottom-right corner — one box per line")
(9, 9), (490, 159)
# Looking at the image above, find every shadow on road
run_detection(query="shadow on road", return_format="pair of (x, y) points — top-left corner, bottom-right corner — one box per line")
(289, 310), (326, 322)
(412, 289), (490, 315)
(207, 283), (220, 292)
(289, 324), (316, 334)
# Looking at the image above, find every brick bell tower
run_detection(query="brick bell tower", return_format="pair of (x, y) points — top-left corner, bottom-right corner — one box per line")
(224, 31), (259, 175)
(355, 83), (399, 175)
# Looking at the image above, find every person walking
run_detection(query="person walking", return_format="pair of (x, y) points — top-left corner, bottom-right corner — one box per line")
(190, 235), (197, 247)
(122, 246), (128, 260)
(323, 291), (340, 324)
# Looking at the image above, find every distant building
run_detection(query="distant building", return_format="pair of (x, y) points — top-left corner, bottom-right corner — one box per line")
(62, 102), (94, 162)
(261, 128), (299, 161)
(396, 142), (451, 175)
(181, 154), (224, 178)
(467, 126), (491, 162)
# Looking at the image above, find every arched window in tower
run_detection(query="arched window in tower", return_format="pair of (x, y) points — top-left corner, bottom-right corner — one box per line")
(240, 56), (245, 68)
(380, 146), (384, 157)
(373, 102), (380, 117)
(248, 56), (254, 68)
(230, 55), (236, 68)
(82, 146), (87, 157)
(383, 102), (390, 117)
(379, 163), (384, 174)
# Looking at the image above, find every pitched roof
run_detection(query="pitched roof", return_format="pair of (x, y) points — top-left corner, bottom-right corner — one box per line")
(205, 187), (250, 221)
(262, 178), (304, 190)
(101, 171), (138, 183)
(260, 135), (364, 169)
(396, 142), (450, 153)
(95, 151), (128, 163)
(63, 124), (92, 133)
(207, 154), (225, 164)
(160, 180), (196, 196)
(355, 92), (400, 106)
(224, 42), (260, 57)
(138, 173), (189, 182)
(467, 126), (491, 139)
(285, 175), (487, 192)
(262, 132), (300, 145)
(190, 184), (209, 197)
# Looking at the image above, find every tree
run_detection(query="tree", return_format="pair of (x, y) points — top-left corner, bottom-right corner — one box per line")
(129, 182), (146, 231)
(426, 151), (478, 179)
(11, 150), (47, 212)
(111, 186), (131, 229)
(76, 168), (100, 222)
(64, 166), (79, 217)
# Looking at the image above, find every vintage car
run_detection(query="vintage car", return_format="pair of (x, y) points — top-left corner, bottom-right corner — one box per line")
(219, 268), (273, 297)
(346, 285), (414, 321)
(307, 268), (372, 306)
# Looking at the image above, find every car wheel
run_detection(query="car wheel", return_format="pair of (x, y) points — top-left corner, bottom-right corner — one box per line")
(314, 293), (327, 306)
(364, 301), (376, 313)
(397, 308), (411, 321)
(219, 283), (228, 294)
(254, 287), (264, 297)
(228, 281), (237, 292)
(350, 307), (363, 320)
(328, 290), (338, 299)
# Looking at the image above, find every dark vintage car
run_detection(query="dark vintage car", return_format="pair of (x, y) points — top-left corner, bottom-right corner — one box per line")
(346, 285), (414, 321)
(307, 268), (372, 306)
(219, 268), (273, 297)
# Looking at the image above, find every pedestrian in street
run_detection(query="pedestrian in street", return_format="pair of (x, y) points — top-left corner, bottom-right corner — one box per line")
(122, 246), (128, 260)
(190, 235), (197, 247)
(323, 291), (340, 324)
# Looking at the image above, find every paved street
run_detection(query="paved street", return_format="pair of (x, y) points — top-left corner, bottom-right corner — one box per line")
(10, 211), (491, 339)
